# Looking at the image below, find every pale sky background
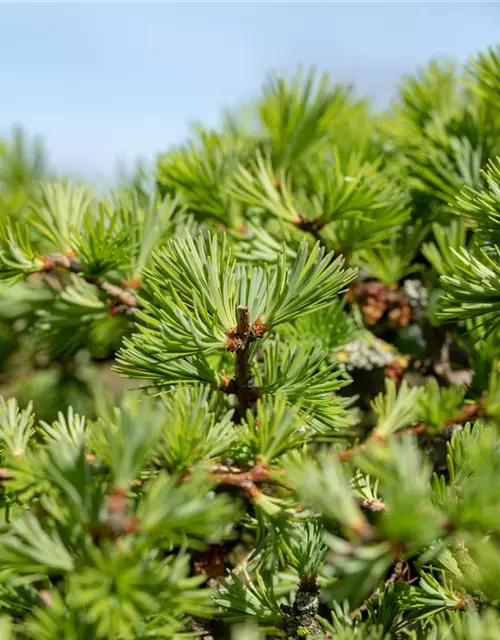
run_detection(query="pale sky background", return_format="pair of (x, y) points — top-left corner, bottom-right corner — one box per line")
(1, 2), (499, 184)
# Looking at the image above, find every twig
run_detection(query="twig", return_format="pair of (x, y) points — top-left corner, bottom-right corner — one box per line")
(235, 306), (251, 421)
(86, 276), (138, 311)
(443, 403), (482, 427)
(221, 309), (267, 404)
(283, 580), (326, 639)
(359, 497), (386, 512)
(40, 252), (139, 313)
(225, 306), (267, 421)
(338, 402), (482, 463)
(338, 442), (367, 462)
(208, 461), (272, 500)
(88, 486), (139, 541)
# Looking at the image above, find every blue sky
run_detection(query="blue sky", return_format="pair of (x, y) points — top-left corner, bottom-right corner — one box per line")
(1, 2), (499, 184)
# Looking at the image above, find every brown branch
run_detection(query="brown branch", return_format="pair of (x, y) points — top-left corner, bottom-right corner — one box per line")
(359, 497), (386, 512)
(225, 307), (268, 420)
(88, 486), (139, 541)
(38, 589), (55, 608)
(219, 375), (261, 403)
(338, 402), (483, 463)
(348, 518), (377, 542)
(86, 276), (138, 310)
(402, 403), (482, 438)
(208, 461), (272, 500)
(443, 403), (482, 427)
(338, 442), (367, 462)
(40, 252), (83, 273)
(208, 461), (386, 518)
(235, 306), (251, 421)
(121, 278), (141, 290)
(221, 311), (267, 404)
(40, 252), (138, 313)
(0, 469), (13, 483)
(403, 423), (428, 437)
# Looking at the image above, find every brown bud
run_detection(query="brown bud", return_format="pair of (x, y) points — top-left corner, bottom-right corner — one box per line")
(121, 278), (142, 290)
(251, 316), (268, 339)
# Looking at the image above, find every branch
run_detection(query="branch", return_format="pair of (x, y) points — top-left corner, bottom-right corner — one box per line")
(86, 276), (138, 314)
(338, 402), (483, 462)
(208, 461), (272, 500)
(88, 486), (139, 541)
(443, 403), (482, 427)
(282, 581), (325, 639)
(40, 252), (139, 313)
(235, 306), (251, 420)
(225, 306), (268, 421)
(359, 497), (386, 512)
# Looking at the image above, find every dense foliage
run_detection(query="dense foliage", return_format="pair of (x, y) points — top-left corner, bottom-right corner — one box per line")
(0, 46), (500, 638)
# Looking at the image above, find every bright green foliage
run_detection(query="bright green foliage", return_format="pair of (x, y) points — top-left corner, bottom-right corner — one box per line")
(158, 385), (237, 471)
(354, 222), (428, 285)
(422, 219), (468, 276)
(417, 379), (466, 431)
(116, 233), (355, 390)
(440, 247), (500, 331)
(290, 451), (367, 537)
(455, 158), (500, 242)
(281, 298), (362, 353)
(0, 220), (43, 286)
(370, 379), (422, 439)
(258, 68), (353, 169)
(157, 127), (250, 226)
(466, 46), (500, 106)
(0, 128), (46, 216)
(229, 150), (411, 256)
(1, 46), (500, 640)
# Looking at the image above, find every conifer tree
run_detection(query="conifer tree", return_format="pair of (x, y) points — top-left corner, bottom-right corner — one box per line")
(0, 46), (499, 639)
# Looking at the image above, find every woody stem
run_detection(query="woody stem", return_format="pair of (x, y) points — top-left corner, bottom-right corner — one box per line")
(235, 305), (251, 422)
(41, 253), (138, 311)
